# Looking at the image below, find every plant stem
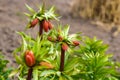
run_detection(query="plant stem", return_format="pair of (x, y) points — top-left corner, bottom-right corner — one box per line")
(39, 21), (43, 36)
(26, 67), (33, 80)
(59, 46), (65, 71)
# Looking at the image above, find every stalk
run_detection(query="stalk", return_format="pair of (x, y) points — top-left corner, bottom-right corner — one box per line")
(59, 46), (65, 71)
(26, 67), (33, 80)
(39, 21), (43, 36)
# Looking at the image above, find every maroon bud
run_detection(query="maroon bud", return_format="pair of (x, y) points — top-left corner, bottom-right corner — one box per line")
(57, 35), (63, 41)
(43, 20), (49, 32)
(47, 36), (56, 42)
(73, 41), (80, 46)
(30, 18), (39, 28)
(48, 21), (53, 30)
(47, 36), (53, 41)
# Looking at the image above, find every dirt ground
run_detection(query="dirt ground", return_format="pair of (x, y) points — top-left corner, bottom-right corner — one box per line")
(0, 0), (120, 67)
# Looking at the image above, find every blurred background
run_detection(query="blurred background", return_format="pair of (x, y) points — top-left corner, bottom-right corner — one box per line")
(0, 0), (120, 67)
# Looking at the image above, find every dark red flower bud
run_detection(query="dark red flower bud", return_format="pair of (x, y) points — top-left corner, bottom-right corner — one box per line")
(30, 18), (39, 28)
(48, 21), (53, 30)
(57, 35), (63, 41)
(73, 41), (80, 46)
(43, 20), (49, 32)
(62, 43), (68, 51)
(25, 50), (35, 67)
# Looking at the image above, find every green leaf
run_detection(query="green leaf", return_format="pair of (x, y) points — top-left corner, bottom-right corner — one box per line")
(0, 53), (12, 80)
(49, 6), (55, 12)
(33, 68), (38, 80)
(33, 36), (41, 58)
(24, 12), (31, 17)
(13, 47), (24, 65)
(63, 74), (73, 80)
(32, 13), (38, 19)
(25, 23), (31, 29)
(59, 76), (67, 80)
(64, 57), (79, 73)
(25, 4), (36, 14)
(63, 25), (70, 38)
(18, 32), (27, 58)
(18, 76), (26, 80)
(9, 69), (19, 78)
(40, 70), (56, 77)
(56, 52), (60, 70)
(37, 16), (44, 21)
(15, 53), (24, 65)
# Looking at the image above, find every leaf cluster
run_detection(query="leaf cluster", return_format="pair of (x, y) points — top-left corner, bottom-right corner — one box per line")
(0, 53), (12, 80)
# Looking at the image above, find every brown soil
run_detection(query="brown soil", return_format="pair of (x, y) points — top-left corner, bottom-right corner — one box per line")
(0, 0), (120, 67)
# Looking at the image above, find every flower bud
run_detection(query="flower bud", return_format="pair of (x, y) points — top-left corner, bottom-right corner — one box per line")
(25, 50), (35, 67)
(73, 41), (80, 46)
(57, 35), (63, 41)
(43, 20), (49, 32)
(40, 61), (54, 69)
(62, 43), (68, 51)
(48, 21), (53, 30)
(47, 36), (53, 41)
(30, 18), (39, 28)
(47, 36), (56, 42)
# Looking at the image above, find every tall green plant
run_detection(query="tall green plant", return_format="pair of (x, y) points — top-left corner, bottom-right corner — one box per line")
(10, 3), (120, 80)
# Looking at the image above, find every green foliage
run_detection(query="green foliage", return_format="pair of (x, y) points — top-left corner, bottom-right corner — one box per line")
(11, 32), (55, 79)
(77, 37), (108, 54)
(12, 22), (120, 80)
(0, 53), (12, 80)
(25, 4), (58, 21)
(74, 37), (120, 80)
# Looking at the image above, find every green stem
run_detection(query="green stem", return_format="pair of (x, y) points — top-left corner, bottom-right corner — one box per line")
(26, 67), (33, 80)
(59, 46), (65, 71)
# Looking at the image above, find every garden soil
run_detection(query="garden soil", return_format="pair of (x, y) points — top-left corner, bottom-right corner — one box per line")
(0, 0), (120, 67)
